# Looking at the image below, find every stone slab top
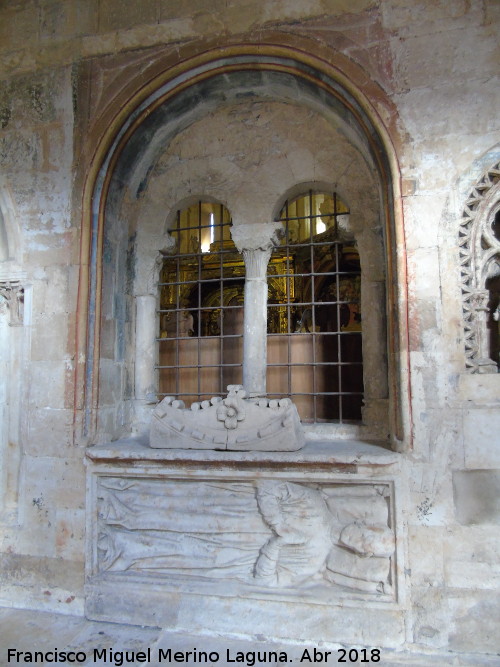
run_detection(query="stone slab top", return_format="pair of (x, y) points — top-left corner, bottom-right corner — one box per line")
(85, 437), (400, 468)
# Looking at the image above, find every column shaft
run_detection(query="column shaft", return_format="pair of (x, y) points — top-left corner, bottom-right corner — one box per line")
(242, 247), (272, 396)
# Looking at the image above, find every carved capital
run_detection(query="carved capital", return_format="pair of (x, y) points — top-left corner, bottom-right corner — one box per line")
(230, 222), (283, 256)
(470, 289), (490, 312)
(242, 246), (273, 280)
(0, 281), (24, 326)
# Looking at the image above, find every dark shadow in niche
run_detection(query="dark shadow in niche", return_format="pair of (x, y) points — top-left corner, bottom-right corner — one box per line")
(486, 273), (500, 370)
(492, 209), (500, 243)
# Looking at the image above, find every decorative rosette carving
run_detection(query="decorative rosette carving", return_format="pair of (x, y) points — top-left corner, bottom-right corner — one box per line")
(216, 385), (247, 429)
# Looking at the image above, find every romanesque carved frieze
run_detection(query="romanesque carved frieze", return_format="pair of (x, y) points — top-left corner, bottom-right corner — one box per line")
(150, 385), (305, 451)
(0, 281), (24, 326)
(459, 161), (500, 372)
(95, 477), (395, 598)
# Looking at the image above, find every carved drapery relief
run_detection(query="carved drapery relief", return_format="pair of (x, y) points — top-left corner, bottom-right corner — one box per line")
(459, 161), (500, 371)
(0, 281), (24, 326)
(95, 478), (395, 597)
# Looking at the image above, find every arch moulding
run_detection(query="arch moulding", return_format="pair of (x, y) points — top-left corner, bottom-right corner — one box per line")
(459, 160), (500, 371)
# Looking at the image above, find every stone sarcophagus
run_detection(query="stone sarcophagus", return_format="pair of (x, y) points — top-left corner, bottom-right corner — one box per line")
(85, 439), (405, 647)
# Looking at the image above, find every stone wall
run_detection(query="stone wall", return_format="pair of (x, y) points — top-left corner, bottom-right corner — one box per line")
(0, 0), (499, 657)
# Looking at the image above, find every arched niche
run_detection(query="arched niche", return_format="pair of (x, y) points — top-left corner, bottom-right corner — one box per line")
(459, 159), (500, 372)
(79, 45), (409, 449)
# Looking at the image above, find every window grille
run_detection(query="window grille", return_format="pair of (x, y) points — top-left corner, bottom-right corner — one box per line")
(157, 193), (363, 424)
(156, 202), (243, 404)
(267, 191), (363, 423)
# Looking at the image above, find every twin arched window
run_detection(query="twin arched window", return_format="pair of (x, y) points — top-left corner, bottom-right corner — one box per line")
(157, 191), (363, 424)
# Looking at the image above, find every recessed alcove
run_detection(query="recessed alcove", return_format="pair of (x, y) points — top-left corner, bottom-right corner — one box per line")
(1, 3), (499, 658)
(95, 73), (398, 444)
(84, 48), (409, 638)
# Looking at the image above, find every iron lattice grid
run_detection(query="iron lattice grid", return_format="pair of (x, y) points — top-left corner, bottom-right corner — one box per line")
(156, 194), (363, 423)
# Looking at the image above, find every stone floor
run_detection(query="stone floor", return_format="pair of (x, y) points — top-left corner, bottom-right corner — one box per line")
(0, 607), (499, 666)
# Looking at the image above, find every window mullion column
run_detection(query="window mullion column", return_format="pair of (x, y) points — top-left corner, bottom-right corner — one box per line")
(241, 244), (274, 397)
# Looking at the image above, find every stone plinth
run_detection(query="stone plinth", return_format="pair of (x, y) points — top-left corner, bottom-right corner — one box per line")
(85, 438), (406, 647)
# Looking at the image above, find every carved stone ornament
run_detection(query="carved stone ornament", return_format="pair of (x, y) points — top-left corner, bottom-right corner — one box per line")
(459, 160), (500, 371)
(0, 281), (24, 326)
(95, 478), (395, 597)
(150, 384), (305, 451)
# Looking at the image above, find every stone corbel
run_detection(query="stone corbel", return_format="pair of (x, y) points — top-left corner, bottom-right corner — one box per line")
(0, 281), (24, 326)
